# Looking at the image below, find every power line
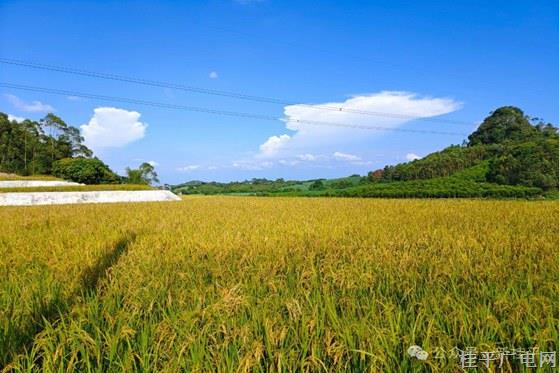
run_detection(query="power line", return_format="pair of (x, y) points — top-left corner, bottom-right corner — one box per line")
(0, 57), (474, 127)
(0, 82), (468, 137)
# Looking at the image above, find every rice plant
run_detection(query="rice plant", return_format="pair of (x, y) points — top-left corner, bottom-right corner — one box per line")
(1, 197), (558, 371)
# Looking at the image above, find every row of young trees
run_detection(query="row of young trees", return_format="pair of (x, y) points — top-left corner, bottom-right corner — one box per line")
(0, 112), (159, 185)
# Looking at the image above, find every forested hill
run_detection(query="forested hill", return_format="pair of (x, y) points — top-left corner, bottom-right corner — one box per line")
(173, 106), (559, 198)
(371, 106), (559, 190)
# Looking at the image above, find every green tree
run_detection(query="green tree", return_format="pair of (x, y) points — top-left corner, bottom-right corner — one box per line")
(52, 157), (120, 184)
(487, 139), (559, 189)
(309, 180), (325, 191)
(0, 112), (93, 176)
(125, 162), (159, 185)
(468, 106), (538, 146)
(40, 113), (70, 163)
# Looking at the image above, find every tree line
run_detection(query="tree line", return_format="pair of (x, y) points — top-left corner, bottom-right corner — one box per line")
(0, 112), (158, 185)
(0, 112), (92, 175)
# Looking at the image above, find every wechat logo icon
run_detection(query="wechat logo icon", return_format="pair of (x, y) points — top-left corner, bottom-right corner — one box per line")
(408, 345), (429, 361)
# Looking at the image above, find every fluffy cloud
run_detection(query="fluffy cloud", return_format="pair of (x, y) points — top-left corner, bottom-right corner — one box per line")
(177, 165), (200, 172)
(333, 151), (361, 161)
(406, 153), (421, 161)
(80, 107), (147, 149)
(278, 159), (299, 166)
(7, 114), (25, 122)
(4, 94), (54, 112)
(257, 91), (461, 159)
(232, 160), (273, 171)
(209, 71), (219, 79)
(259, 134), (291, 157)
(297, 153), (317, 161)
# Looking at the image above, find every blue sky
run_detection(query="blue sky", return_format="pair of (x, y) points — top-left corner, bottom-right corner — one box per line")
(1, 0), (558, 184)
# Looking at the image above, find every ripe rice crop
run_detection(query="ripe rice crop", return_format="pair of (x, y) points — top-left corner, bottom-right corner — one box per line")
(1, 197), (558, 371)
(0, 184), (153, 193)
(0, 173), (61, 181)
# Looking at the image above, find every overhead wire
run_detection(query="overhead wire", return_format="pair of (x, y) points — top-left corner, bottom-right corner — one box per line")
(0, 82), (468, 136)
(0, 58), (474, 127)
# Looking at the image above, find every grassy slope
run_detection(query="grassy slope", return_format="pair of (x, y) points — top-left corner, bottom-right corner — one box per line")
(380, 145), (496, 181)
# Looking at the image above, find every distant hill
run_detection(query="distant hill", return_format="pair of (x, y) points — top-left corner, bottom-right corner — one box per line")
(362, 106), (558, 195)
(173, 106), (558, 199)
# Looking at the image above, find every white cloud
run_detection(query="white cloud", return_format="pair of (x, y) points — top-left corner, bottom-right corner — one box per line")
(258, 134), (291, 157)
(278, 159), (299, 166)
(209, 71), (219, 79)
(177, 165), (200, 172)
(256, 91), (461, 159)
(67, 96), (84, 101)
(333, 151), (361, 161)
(352, 160), (374, 166)
(232, 160), (273, 171)
(147, 160), (159, 167)
(406, 153), (421, 161)
(7, 114), (25, 122)
(176, 164), (219, 172)
(297, 153), (317, 161)
(80, 107), (147, 149)
(4, 94), (55, 112)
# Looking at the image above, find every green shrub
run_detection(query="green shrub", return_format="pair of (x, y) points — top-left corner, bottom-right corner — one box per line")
(52, 157), (121, 185)
(309, 180), (325, 191)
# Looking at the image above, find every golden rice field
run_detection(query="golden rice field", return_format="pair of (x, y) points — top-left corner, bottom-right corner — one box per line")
(0, 173), (61, 181)
(1, 197), (558, 372)
(0, 184), (153, 193)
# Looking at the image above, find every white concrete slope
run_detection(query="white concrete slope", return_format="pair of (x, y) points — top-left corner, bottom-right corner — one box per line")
(0, 180), (83, 188)
(0, 190), (181, 206)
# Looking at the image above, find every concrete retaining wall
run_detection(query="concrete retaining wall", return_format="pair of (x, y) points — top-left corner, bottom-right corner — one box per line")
(0, 190), (181, 206)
